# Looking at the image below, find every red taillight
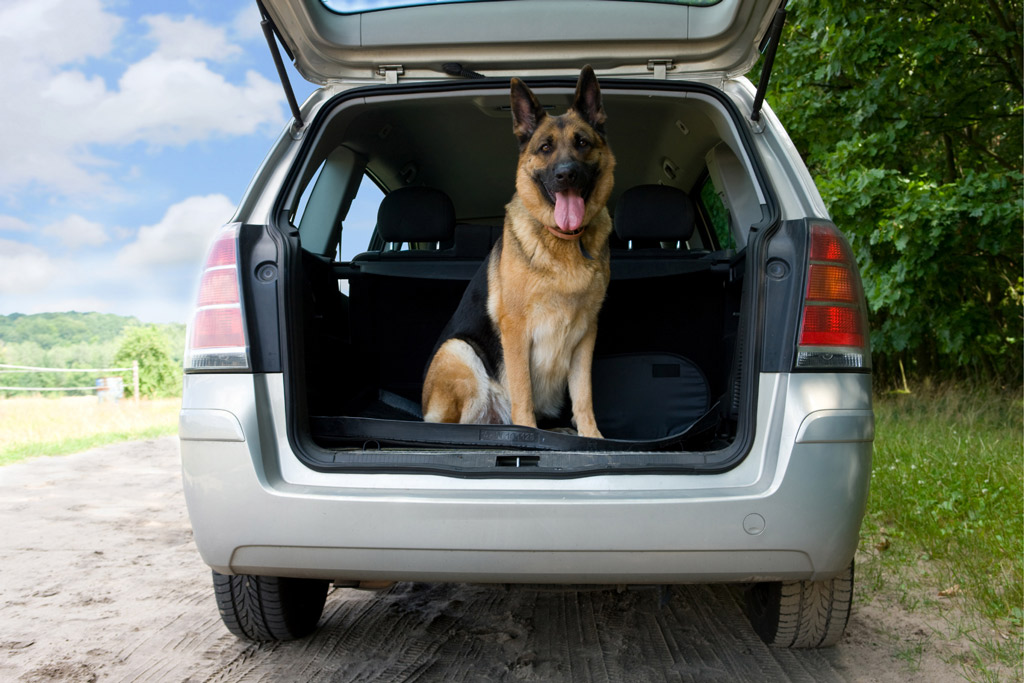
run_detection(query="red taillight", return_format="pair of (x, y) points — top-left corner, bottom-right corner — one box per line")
(808, 226), (845, 262)
(184, 224), (249, 371)
(196, 268), (240, 307)
(796, 223), (871, 370)
(190, 308), (245, 349)
(799, 306), (866, 347)
(205, 237), (236, 268)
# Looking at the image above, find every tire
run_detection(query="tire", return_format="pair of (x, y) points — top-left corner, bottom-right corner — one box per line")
(744, 560), (854, 648)
(212, 571), (330, 642)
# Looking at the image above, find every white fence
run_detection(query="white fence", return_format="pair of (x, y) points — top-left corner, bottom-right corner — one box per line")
(0, 361), (140, 405)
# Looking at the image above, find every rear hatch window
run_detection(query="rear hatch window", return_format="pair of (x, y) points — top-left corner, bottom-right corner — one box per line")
(321, 0), (724, 11)
(259, 0), (784, 83)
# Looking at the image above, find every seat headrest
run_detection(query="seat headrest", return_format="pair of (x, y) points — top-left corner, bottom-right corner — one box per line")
(614, 185), (695, 244)
(377, 186), (456, 244)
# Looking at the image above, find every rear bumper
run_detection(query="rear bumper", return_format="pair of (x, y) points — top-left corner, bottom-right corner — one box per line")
(180, 372), (872, 583)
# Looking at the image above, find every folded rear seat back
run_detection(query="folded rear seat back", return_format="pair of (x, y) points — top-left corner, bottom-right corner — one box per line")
(613, 184), (700, 253)
(346, 187), (505, 405)
(594, 184), (722, 440)
(356, 185), (457, 260)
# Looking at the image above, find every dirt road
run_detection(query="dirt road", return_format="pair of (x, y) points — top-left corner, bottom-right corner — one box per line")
(0, 438), (964, 682)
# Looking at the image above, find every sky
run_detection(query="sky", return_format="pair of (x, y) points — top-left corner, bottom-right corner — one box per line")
(0, 0), (323, 324)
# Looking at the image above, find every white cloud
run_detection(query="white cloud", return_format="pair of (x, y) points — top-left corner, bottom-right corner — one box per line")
(0, 215), (31, 232)
(0, 213), (109, 249)
(232, 3), (266, 42)
(42, 215), (110, 249)
(0, 0), (121, 67)
(88, 56), (283, 147)
(0, 239), (60, 294)
(0, 195), (236, 322)
(116, 194), (237, 267)
(142, 14), (244, 62)
(0, 0), (285, 198)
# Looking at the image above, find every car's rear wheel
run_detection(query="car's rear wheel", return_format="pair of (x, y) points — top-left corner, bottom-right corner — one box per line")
(212, 571), (330, 641)
(744, 560), (854, 648)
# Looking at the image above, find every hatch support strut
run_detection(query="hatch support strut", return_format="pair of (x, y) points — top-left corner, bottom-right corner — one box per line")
(751, 0), (788, 123)
(257, 0), (304, 129)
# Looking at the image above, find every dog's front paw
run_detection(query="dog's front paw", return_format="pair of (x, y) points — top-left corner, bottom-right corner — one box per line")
(572, 414), (603, 439)
(510, 409), (538, 430)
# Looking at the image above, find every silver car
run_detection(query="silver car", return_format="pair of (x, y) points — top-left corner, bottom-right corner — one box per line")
(179, 0), (873, 648)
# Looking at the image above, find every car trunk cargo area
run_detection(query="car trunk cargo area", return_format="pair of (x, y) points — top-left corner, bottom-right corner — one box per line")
(301, 243), (744, 448)
(277, 79), (772, 472)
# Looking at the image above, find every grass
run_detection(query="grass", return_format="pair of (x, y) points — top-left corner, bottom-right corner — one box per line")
(859, 383), (1023, 680)
(0, 395), (180, 466)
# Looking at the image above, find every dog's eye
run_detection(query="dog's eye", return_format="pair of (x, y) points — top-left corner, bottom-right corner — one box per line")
(575, 137), (590, 150)
(539, 143), (552, 153)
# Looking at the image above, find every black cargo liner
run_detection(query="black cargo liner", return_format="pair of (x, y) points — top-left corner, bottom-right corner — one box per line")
(302, 250), (742, 445)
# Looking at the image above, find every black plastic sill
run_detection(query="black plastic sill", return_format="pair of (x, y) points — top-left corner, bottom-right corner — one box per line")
(300, 405), (741, 477)
(310, 401), (721, 454)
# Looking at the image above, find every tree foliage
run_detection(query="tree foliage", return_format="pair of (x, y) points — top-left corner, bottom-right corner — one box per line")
(768, 0), (1022, 383)
(113, 326), (181, 399)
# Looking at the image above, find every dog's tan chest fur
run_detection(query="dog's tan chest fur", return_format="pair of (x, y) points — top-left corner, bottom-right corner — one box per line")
(525, 297), (593, 417)
(489, 202), (611, 419)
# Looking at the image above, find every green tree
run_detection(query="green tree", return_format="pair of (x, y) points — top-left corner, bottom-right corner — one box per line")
(113, 326), (181, 398)
(767, 0), (1022, 383)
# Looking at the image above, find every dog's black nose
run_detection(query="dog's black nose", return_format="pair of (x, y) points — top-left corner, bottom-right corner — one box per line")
(553, 163), (578, 185)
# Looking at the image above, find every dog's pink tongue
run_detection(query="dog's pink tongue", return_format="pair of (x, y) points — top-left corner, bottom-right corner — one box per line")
(554, 191), (585, 232)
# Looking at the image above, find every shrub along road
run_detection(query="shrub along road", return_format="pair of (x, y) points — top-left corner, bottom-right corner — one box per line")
(0, 438), (968, 682)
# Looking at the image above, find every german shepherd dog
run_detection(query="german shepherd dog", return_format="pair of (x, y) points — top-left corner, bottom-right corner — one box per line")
(422, 66), (615, 438)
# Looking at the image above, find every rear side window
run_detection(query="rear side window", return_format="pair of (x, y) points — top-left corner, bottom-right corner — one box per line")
(338, 175), (384, 261)
(699, 176), (734, 250)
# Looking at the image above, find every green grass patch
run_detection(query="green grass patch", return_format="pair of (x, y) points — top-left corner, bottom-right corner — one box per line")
(0, 396), (180, 466)
(860, 383), (1023, 677)
(0, 424), (178, 466)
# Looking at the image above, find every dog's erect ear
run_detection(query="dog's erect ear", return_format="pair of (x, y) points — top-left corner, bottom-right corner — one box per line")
(510, 78), (546, 146)
(572, 65), (606, 135)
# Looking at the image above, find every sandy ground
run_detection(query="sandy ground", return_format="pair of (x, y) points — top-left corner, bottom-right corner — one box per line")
(0, 437), (977, 682)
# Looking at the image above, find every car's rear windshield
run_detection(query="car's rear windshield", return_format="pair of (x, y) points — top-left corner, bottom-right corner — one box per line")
(321, 0), (721, 15)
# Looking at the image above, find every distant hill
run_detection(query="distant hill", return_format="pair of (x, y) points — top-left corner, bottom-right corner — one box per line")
(0, 312), (186, 366)
(0, 312), (149, 350)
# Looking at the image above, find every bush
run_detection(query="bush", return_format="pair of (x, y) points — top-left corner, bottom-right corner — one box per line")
(113, 326), (181, 398)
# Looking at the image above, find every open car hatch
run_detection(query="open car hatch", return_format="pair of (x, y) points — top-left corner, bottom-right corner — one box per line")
(257, 0), (786, 84)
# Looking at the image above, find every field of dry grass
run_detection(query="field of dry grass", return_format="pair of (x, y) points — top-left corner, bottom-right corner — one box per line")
(0, 395), (180, 465)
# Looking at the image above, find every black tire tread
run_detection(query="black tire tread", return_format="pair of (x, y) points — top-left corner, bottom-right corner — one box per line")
(212, 571), (329, 642)
(746, 560), (854, 649)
